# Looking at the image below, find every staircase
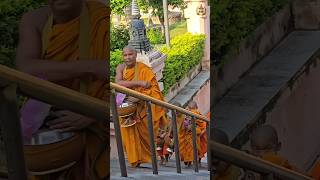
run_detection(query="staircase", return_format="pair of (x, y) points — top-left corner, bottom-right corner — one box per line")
(110, 157), (209, 180)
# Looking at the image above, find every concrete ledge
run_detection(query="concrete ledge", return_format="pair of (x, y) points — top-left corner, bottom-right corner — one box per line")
(165, 64), (202, 102)
(169, 71), (210, 109)
(213, 4), (293, 103)
(213, 31), (320, 149)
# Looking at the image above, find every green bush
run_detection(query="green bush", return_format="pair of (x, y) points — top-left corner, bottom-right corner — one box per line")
(110, 49), (123, 82)
(0, 0), (46, 67)
(111, 24), (130, 51)
(210, 0), (288, 63)
(147, 28), (165, 45)
(161, 33), (205, 94)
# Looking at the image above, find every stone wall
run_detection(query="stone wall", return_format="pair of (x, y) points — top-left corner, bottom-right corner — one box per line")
(293, 0), (320, 30)
(212, 4), (293, 104)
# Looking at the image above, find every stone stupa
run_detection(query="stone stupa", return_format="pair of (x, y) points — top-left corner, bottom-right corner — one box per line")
(127, 0), (166, 91)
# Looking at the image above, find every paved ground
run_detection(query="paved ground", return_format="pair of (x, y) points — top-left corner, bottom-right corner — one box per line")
(111, 154), (210, 180)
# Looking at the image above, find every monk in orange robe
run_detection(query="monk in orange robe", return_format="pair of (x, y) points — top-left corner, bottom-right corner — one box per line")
(115, 46), (167, 167)
(250, 125), (299, 172)
(187, 101), (207, 165)
(16, 0), (109, 179)
(172, 102), (197, 167)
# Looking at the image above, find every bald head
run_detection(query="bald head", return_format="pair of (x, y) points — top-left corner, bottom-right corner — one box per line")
(122, 45), (137, 68)
(251, 125), (280, 152)
(188, 100), (198, 110)
(212, 128), (229, 146)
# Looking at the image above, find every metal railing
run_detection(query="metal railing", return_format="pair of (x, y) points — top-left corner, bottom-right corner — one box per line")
(0, 64), (314, 180)
(0, 64), (107, 179)
(209, 141), (313, 180)
(110, 82), (210, 177)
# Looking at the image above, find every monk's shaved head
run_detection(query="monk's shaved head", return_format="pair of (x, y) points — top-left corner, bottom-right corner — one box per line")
(212, 128), (229, 145)
(251, 125), (280, 151)
(123, 45), (137, 54)
(188, 100), (198, 109)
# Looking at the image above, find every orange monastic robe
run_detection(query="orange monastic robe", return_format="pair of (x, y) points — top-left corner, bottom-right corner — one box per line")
(190, 109), (207, 159)
(177, 114), (193, 162)
(120, 62), (167, 167)
(30, 1), (110, 179)
(261, 152), (294, 170)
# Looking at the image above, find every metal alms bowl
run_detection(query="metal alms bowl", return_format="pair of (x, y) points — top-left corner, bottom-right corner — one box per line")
(24, 129), (75, 146)
(24, 129), (85, 173)
(117, 101), (137, 117)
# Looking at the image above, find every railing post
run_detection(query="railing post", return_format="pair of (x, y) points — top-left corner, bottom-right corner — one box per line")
(110, 91), (127, 177)
(146, 101), (158, 175)
(171, 110), (181, 173)
(191, 116), (199, 172)
(206, 122), (211, 171)
(0, 84), (27, 180)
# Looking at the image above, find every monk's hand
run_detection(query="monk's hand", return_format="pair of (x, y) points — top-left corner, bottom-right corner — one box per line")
(139, 81), (151, 88)
(47, 111), (95, 132)
(127, 96), (140, 103)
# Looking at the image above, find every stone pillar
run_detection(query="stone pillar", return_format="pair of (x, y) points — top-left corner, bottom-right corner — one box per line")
(183, 0), (210, 70)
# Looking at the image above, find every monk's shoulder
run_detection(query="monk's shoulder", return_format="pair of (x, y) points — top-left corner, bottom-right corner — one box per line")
(21, 7), (50, 31)
(138, 62), (153, 73)
(116, 63), (125, 71)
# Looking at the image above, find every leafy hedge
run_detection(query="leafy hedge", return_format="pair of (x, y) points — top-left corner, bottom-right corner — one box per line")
(111, 24), (130, 51)
(161, 33), (205, 94)
(0, 0), (46, 66)
(210, 0), (288, 64)
(147, 28), (165, 45)
(110, 33), (205, 95)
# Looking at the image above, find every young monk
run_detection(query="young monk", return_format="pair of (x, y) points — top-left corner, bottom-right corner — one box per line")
(250, 125), (297, 171)
(211, 128), (245, 180)
(187, 100), (207, 166)
(173, 102), (193, 167)
(156, 125), (173, 166)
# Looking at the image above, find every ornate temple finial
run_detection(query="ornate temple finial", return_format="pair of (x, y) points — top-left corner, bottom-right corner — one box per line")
(131, 0), (141, 19)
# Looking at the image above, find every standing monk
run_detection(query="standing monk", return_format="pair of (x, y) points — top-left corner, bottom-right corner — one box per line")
(115, 46), (167, 167)
(187, 101), (207, 165)
(16, 0), (109, 179)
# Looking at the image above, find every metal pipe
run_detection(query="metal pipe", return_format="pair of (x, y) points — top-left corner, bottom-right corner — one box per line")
(0, 84), (27, 180)
(110, 91), (127, 177)
(0, 65), (106, 121)
(206, 123), (211, 171)
(191, 116), (199, 172)
(146, 101), (158, 175)
(171, 110), (181, 173)
(209, 141), (313, 180)
(111, 83), (208, 122)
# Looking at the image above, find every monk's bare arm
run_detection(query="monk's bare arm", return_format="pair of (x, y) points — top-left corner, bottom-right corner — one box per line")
(115, 64), (146, 88)
(15, 12), (106, 81)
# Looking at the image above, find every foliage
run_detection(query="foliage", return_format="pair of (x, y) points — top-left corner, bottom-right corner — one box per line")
(147, 28), (164, 45)
(0, 0), (46, 66)
(111, 0), (186, 20)
(110, 50), (123, 82)
(111, 24), (130, 51)
(169, 20), (187, 40)
(210, 0), (289, 64)
(160, 33), (205, 94)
